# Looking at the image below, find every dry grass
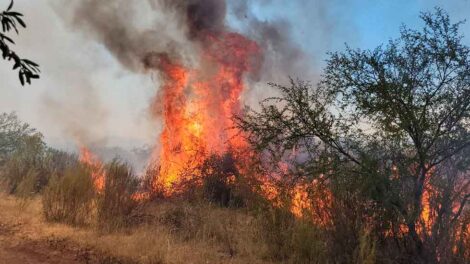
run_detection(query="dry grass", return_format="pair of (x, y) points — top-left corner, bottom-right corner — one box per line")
(97, 161), (139, 232)
(0, 194), (272, 264)
(42, 165), (95, 226)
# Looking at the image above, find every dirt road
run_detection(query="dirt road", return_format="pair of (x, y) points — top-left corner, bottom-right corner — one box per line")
(0, 222), (83, 264)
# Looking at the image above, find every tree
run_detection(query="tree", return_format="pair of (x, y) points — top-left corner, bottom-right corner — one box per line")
(0, 0), (39, 85)
(0, 112), (47, 193)
(0, 112), (38, 165)
(237, 8), (470, 263)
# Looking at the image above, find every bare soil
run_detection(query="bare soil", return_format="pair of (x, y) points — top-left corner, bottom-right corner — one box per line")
(0, 221), (79, 264)
(0, 197), (137, 264)
(0, 220), (138, 264)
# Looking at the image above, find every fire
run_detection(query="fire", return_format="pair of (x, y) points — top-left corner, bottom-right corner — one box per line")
(150, 31), (261, 194)
(79, 146), (105, 192)
(290, 178), (333, 225)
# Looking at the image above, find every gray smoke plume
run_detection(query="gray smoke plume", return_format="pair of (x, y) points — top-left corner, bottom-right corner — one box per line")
(54, 0), (195, 72)
(160, 0), (227, 38)
(229, 0), (315, 82)
(53, 0), (312, 83)
(48, 0), (316, 160)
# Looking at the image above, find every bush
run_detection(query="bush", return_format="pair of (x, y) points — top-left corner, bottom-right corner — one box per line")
(195, 153), (261, 208)
(42, 164), (95, 226)
(97, 160), (139, 232)
(259, 206), (327, 263)
(158, 201), (252, 258)
(15, 168), (38, 200)
(2, 132), (46, 192)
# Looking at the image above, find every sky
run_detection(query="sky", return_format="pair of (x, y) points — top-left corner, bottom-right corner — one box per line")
(1, 0), (469, 156)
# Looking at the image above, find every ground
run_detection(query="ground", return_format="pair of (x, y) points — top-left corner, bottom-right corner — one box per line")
(0, 194), (269, 264)
(0, 211), (82, 263)
(0, 197), (105, 264)
(0, 231), (81, 264)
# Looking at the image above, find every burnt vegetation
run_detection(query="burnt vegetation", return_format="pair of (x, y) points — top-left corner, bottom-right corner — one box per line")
(0, 6), (469, 264)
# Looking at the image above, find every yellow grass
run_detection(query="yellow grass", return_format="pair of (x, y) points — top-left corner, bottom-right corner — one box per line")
(0, 194), (271, 264)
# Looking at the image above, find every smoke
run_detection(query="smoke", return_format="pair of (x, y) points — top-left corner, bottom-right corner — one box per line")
(53, 0), (312, 83)
(45, 0), (318, 164)
(41, 82), (108, 148)
(2, 0), (468, 173)
(162, 0), (227, 38)
(54, 0), (195, 72)
(229, 0), (314, 82)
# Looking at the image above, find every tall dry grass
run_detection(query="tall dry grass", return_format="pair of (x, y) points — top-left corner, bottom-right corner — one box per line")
(42, 164), (95, 226)
(97, 160), (139, 232)
(0, 193), (274, 264)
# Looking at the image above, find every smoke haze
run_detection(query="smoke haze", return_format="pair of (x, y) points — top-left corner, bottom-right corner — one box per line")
(0, 0), (469, 168)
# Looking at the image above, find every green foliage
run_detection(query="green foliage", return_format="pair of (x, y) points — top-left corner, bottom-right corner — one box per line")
(0, 112), (79, 195)
(0, 112), (45, 193)
(237, 8), (470, 263)
(0, 0), (39, 85)
(0, 112), (38, 164)
(1, 131), (46, 194)
(42, 164), (95, 226)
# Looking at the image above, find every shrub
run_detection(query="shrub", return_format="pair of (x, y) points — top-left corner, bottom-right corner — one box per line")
(197, 153), (259, 208)
(259, 206), (327, 263)
(97, 160), (139, 232)
(160, 202), (203, 240)
(15, 169), (38, 204)
(354, 230), (376, 264)
(1, 134), (51, 194)
(42, 164), (95, 226)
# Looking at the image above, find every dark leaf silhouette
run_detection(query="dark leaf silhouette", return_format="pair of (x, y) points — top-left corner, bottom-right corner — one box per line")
(7, 0), (13, 11)
(0, 0), (40, 85)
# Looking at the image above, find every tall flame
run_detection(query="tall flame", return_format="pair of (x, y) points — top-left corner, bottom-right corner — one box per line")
(150, 32), (261, 194)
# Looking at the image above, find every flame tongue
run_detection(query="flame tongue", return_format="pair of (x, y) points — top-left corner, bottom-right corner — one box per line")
(79, 146), (105, 192)
(150, 31), (261, 193)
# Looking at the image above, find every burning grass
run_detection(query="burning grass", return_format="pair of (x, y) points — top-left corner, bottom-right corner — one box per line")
(1, 147), (469, 263)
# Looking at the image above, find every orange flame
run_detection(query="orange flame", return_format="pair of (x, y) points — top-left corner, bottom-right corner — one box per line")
(149, 31), (261, 194)
(79, 146), (105, 192)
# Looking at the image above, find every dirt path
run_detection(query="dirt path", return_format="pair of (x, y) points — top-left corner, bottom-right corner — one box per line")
(0, 222), (82, 264)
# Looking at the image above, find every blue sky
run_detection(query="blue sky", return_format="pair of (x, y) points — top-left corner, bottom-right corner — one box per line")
(229, 0), (470, 67)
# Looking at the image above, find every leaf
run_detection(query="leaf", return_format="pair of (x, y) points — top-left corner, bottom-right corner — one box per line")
(0, 45), (8, 58)
(11, 21), (18, 34)
(15, 17), (25, 28)
(3, 17), (12, 32)
(1, 34), (14, 44)
(23, 59), (38, 67)
(5, 12), (22, 17)
(19, 71), (24, 86)
(7, 0), (13, 11)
